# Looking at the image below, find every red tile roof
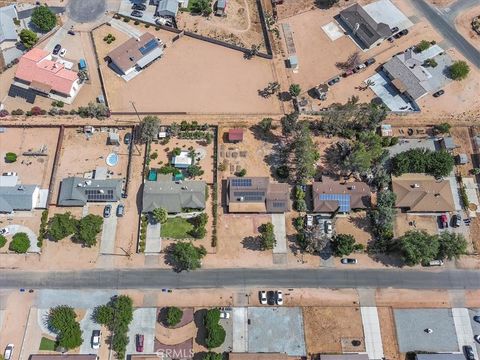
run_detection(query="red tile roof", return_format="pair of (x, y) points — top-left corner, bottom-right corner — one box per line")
(228, 128), (244, 141)
(15, 48), (78, 95)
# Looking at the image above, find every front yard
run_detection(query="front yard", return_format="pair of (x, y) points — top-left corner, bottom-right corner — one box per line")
(161, 217), (194, 239)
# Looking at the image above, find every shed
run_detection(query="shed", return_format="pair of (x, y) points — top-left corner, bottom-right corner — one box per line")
(228, 128), (244, 142)
(108, 132), (120, 145)
(288, 55), (298, 69)
(381, 124), (393, 137)
(84, 125), (95, 134)
(158, 126), (168, 138)
(216, 0), (227, 15)
(172, 150), (193, 168)
(441, 136), (458, 150)
(456, 153), (468, 165)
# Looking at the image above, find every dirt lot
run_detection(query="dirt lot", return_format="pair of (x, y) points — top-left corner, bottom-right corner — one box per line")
(177, 0), (265, 50)
(303, 306), (365, 354)
(0, 127), (59, 188)
(455, 5), (480, 51)
(450, 127), (474, 176)
(93, 24), (281, 114)
(394, 213), (438, 237)
(377, 307), (401, 360)
(335, 212), (373, 247)
(275, 0), (375, 20)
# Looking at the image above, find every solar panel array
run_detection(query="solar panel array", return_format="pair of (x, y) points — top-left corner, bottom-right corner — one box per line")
(272, 201), (285, 208)
(8, 85), (36, 104)
(139, 39), (158, 55)
(85, 189), (115, 201)
(233, 191), (265, 201)
(231, 178), (252, 187)
(319, 193), (351, 212)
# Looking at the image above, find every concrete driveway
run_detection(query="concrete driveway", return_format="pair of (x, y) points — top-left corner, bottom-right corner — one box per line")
(79, 309), (101, 355)
(126, 308), (157, 355)
(100, 206), (118, 255)
(7, 224), (40, 253)
(145, 221), (161, 254)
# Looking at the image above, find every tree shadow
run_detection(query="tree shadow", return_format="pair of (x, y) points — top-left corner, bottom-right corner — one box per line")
(348, 213), (371, 232)
(157, 307), (169, 326)
(249, 124), (279, 144)
(314, 0), (341, 10)
(193, 309), (207, 347)
(241, 236), (262, 251)
(278, 91), (292, 102)
(163, 243), (183, 273)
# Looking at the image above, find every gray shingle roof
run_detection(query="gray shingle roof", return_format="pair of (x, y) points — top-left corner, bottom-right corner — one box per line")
(142, 180), (206, 213)
(0, 185), (37, 212)
(58, 177), (123, 206)
(415, 355), (465, 360)
(156, 0), (178, 16)
(0, 5), (18, 44)
(383, 56), (429, 100)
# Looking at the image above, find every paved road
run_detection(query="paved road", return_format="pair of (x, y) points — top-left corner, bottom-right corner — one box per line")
(1, 268), (480, 289)
(410, 0), (480, 69)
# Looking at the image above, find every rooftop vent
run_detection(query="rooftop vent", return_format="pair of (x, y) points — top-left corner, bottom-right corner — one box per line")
(411, 183), (420, 188)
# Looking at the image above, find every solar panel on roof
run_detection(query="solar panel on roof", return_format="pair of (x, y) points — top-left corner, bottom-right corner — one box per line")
(85, 189), (115, 201)
(319, 193), (351, 212)
(8, 84), (36, 104)
(231, 178), (252, 187)
(139, 39), (158, 55)
(272, 201), (285, 208)
(233, 191), (265, 197)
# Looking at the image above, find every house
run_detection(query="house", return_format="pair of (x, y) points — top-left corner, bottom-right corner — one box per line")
(415, 355), (465, 360)
(142, 179), (206, 213)
(154, 0), (180, 17)
(57, 177), (123, 206)
(312, 181), (371, 213)
(228, 128), (243, 142)
(216, 0), (227, 16)
(29, 356), (99, 360)
(227, 177), (290, 213)
(0, 5), (19, 50)
(320, 355), (369, 360)
(13, 48), (81, 101)
(229, 354), (288, 360)
(106, 33), (163, 77)
(392, 174), (455, 212)
(0, 184), (43, 213)
(339, 3), (392, 49)
(172, 150), (193, 169)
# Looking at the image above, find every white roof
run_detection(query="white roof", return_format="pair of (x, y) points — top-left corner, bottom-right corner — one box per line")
(0, 175), (18, 187)
(172, 151), (193, 166)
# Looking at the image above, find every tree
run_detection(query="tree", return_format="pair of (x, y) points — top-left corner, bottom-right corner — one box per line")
(391, 148), (454, 178)
(204, 309), (226, 349)
(259, 222), (276, 250)
(414, 40), (431, 53)
(289, 84), (301, 97)
(166, 307), (183, 327)
(426, 150), (455, 178)
(77, 102), (109, 119)
(48, 305), (83, 350)
(139, 116), (160, 143)
(281, 112), (298, 136)
(75, 214), (103, 247)
(19, 29), (38, 49)
(92, 305), (114, 325)
(301, 224), (329, 254)
(187, 164), (204, 178)
(335, 51), (361, 70)
(171, 242), (207, 271)
(368, 190), (396, 252)
(398, 230), (439, 266)
(437, 232), (467, 260)
(5, 152), (17, 163)
(203, 353), (222, 360)
(331, 234), (359, 257)
(0, 235), (6, 249)
(190, 0), (212, 16)
(9, 232), (30, 253)
(292, 121), (319, 183)
(258, 118), (273, 133)
(449, 60), (470, 80)
(31, 5), (57, 32)
(48, 212), (77, 241)
(237, 168), (247, 177)
(152, 208), (168, 224)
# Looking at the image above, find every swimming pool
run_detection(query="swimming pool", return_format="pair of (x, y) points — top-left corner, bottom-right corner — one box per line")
(106, 153), (119, 166)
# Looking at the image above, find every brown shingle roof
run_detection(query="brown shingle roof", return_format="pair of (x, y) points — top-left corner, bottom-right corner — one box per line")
(392, 174), (455, 212)
(312, 181), (371, 212)
(107, 33), (158, 73)
(228, 128), (244, 141)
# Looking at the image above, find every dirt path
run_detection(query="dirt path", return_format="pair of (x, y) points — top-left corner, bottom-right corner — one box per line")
(155, 321), (197, 345)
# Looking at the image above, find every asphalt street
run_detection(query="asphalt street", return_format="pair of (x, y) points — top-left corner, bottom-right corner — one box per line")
(1, 268), (480, 290)
(410, 0), (480, 69)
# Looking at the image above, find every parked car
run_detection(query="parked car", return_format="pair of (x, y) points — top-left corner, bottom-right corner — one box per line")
(325, 221), (333, 235)
(91, 330), (101, 349)
(267, 290), (276, 305)
(364, 58), (376, 66)
(132, 3), (146, 10)
(439, 214), (448, 229)
(59, 48), (67, 57)
(131, 10), (143, 17)
(387, 36), (394, 43)
(220, 311), (230, 319)
(53, 44), (61, 55)
(3, 344), (14, 360)
(276, 291), (283, 305)
(399, 29), (409, 36)
(342, 69), (354, 77)
(0, 227), (9, 236)
(156, 17), (173, 26)
(259, 290), (267, 305)
(124, 132), (132, 145)
(452, 214), (461, 227)
(136, 334), (144, 352)
(306, 215), (313, 227)
(327, 77), (340, 86)
(67, 30), (75, 35)
(474, 315), (480, 323)
(390, 26), (399, 33)
(464, 345), (475, 360)
(428, 260), (444, 266)
(2, 172), (17, 176)
(103, 205), (112, 218)
(116, 204), (125, 217)
(341, 258), (358, 264)
(433, 89), (445, 97)
(354, 64), (366, 73)
(474, 335), (480, 344)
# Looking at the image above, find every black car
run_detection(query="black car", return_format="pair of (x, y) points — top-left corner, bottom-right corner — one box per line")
(67, 30), (75, 35)
(53, 44), (61, 55)
(132, 3), (146, 10)
(131, 10), (143, 17)
(433, 89), (445, 97)
(452, 214), (461, 227)
(124, 133), (132, 145)
(327, 77), (340, 86)
(390, 26), (399, 34)
(464, 345), (475, 360)
(399, 29), (409, 36)
(266, 290), (276, 305)
(103, 205), (112, 218)
(341, 258), (358, 264)
(364, 58), (376, 67)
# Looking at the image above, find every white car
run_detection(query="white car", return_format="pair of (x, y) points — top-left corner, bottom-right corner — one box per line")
(325, 221), (333, 235)
(0, 227), (10, 236)
(2, 172), (17, 176)
(259, 290), (267, 305)
(59, 48), (67, 57)
(276, 291), (283, 305)
(306, 215), (313, 227)
(91, 330), (101, 349)
(155, 17), (172, 26)
(220, 311), (230, 319)
(4, 344), (14, 360)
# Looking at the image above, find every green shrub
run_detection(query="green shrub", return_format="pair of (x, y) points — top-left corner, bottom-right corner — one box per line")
(31, 5), (57, 32)
(449, 60), (470, 81)
(9, 232), (30, 253)
(5, 152), (17, 163)
(414, 40), (431, 53)
(0, 235), (7, 249)
(166, 307), (183, 327)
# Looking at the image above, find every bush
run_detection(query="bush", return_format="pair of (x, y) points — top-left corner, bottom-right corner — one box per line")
(295, 199), (307, 212)
(331, 234), (359, 257)
(0, 109), (9, 117)
(449, 60), (470, 81)
(237, 168), (247, 177)
(166, 307), (183, 327)
(48, 212), (77, 241)
(134, 20), (140, 25)
(204, 309), (226, 349)
(152, 208), (168, 224)
(19, 29), (38, 48)
(9, 232), (30, 253)
(11, 109), (24, 116)
(31, 5), (57, 32)
(0, 234), (7, 248)
(414, 40), (431, 53)
(5, 152), (17, 163)
(433, 122), (451, 134)
(423, 58), (437, 68)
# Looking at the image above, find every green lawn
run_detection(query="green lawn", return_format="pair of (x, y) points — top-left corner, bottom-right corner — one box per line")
(161, 217), (194, 239)
(39, 337), (56, 351)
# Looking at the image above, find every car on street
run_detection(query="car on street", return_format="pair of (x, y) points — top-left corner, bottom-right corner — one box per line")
(220, 311), (230, 319)
(433, 90), (445, 97)
(3, 344), (14, 360)
(327, 77), (340, 86)
(452, 214), (461, 227)
(276, 291), (283, 305)
(2, 172), (17, 176)
(464, 345), (475, 360)
(259, 290), (267, 305)
(342, 69), (354, 77)
(103, 205), (112, 218)
(91, 330), (101, 349)
(59, 48), (67, 57)
(439, 214), (448, 229)
(341, 258), (358, 264)
(136, 334), (144, 352)
(267, 290), (276, 305)
(132, 3), (146, 10)
(131, 10), (143, 17)
(325, 221), (333, 235)
(53, 44), (61, 55)
(0, 227), (10, 236)
(124, 133), (132, 145)
(306, 215), (313, 227)
(116, 204), (125, 217)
